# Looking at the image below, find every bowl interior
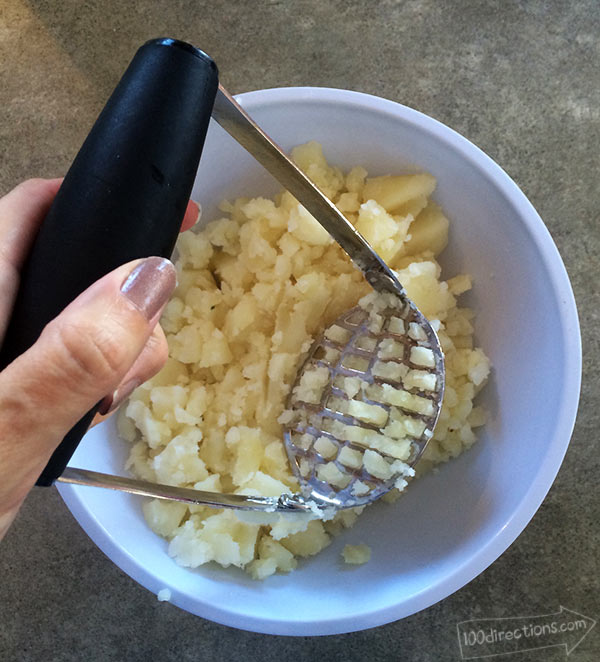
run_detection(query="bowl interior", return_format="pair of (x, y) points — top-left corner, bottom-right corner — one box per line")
(59, 87), (581, 635)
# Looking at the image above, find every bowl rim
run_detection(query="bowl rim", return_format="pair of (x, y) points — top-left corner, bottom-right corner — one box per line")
(58, 85), (582, 636)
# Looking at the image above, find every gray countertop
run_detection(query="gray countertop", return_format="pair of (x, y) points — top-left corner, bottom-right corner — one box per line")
(0, 1), (598, 660)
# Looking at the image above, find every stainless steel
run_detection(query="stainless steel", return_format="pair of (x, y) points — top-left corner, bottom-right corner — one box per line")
(57, 467), (316, 513)
(283, 300), (445, 508)
(212, 86), (403, 295)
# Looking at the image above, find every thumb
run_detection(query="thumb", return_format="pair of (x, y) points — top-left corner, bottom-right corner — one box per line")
(0, 256), (176, 501)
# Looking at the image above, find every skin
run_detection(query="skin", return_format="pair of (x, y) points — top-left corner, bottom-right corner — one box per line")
(0, 179), (198, 540)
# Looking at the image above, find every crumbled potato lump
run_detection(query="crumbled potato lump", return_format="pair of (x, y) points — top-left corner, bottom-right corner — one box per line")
(342, 543), (372, 565)
(157, 588), (172, 602)
(119, 141), (490, 577)
(313, 436), (338, 459)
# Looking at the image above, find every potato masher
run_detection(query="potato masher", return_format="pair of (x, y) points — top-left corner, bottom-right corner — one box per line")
(0, 39), (444, 512)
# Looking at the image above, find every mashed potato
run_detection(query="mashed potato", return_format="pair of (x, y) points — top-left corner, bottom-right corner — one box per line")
(118, 141), (490, 579)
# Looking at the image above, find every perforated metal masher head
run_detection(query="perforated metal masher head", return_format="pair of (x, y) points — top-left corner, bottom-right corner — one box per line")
(59, 85), (445, 512)
(283, 287), (444, 509)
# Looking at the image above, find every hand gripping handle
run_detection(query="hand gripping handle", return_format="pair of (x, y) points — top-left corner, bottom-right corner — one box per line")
(0, 38), (218, 485)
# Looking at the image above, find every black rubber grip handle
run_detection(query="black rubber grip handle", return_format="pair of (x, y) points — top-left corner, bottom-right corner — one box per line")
(0, 38), (218, 486)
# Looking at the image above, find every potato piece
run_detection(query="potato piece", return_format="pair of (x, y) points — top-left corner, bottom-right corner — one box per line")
(150, 385), (188, 421)
(280, 520), (331, 557)
(177, 231), (214, 269)
(231, 431), (264, 487)
(262, 440), (295, 485)
(293, 365), (329, 404)
(143, 499), (187, 538)
(355, 200), (411, 263)
(468, 406), (487, 427)
(347, 400), (389, 427)
(117, 409), (138, 442)
(388, 316), (406, 335)
(378, 338), (406, 360)
(351, 480), (371, 496)
(238, 471), (291, 497)
(247, 557), (277, 580)
(257, 536), (298, 573)
(152, 428), (208, 485)
(403, 201), (449, 257)
(368, 383), (435, 416)
(404, 370), (438, 391)
(167, 520), (214, 568)
(363, 173), (436, 212)
(468, 348), (491, 386)
(125, 441), (157, 482)
(363, 450), (392, 480)
(447, 274), (472, 296)
(336, 191), (360, 213)
(345, 166), (368, 194)
(316, 462), (351, 489)
(342, 544), (371, 565)
(288, 204), (332, 246)
(393, 194), (429, 219)
(313, 436), (338, 459)
(291, 141), (345, 199)
(338, 446), (363, 470)
(148, 357), (189, 387)
(410, 346), (436, 368)
(372, 360), (408, 382)
(224, 295), (259, 338)
(269, 513), (315, 540)
(125, 400), (171, 449)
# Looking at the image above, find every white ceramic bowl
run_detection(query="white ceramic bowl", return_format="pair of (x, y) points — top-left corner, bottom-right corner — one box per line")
(58, 87), (581, 636)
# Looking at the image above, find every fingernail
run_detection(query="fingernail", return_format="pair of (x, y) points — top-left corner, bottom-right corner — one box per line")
(120, 257), (177, 321)
(181, 199), (202, 231)
(193, 201), (202, 226)
(98, 378), (141, 415)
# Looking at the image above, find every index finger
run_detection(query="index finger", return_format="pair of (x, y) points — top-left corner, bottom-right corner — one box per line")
(0, 178), (195, 341)
(0, 178), (62, 271)
(0, 178), (62, 340)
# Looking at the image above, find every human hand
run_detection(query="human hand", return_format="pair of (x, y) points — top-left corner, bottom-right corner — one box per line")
(0, 178), (198, 540)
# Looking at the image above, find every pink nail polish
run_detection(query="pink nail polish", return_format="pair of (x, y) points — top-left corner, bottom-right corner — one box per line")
(120, 257), (177, 321)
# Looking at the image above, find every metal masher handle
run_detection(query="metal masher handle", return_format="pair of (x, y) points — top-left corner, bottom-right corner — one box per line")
(212, 86), (404, 295)
(58, 467), (314, 513)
